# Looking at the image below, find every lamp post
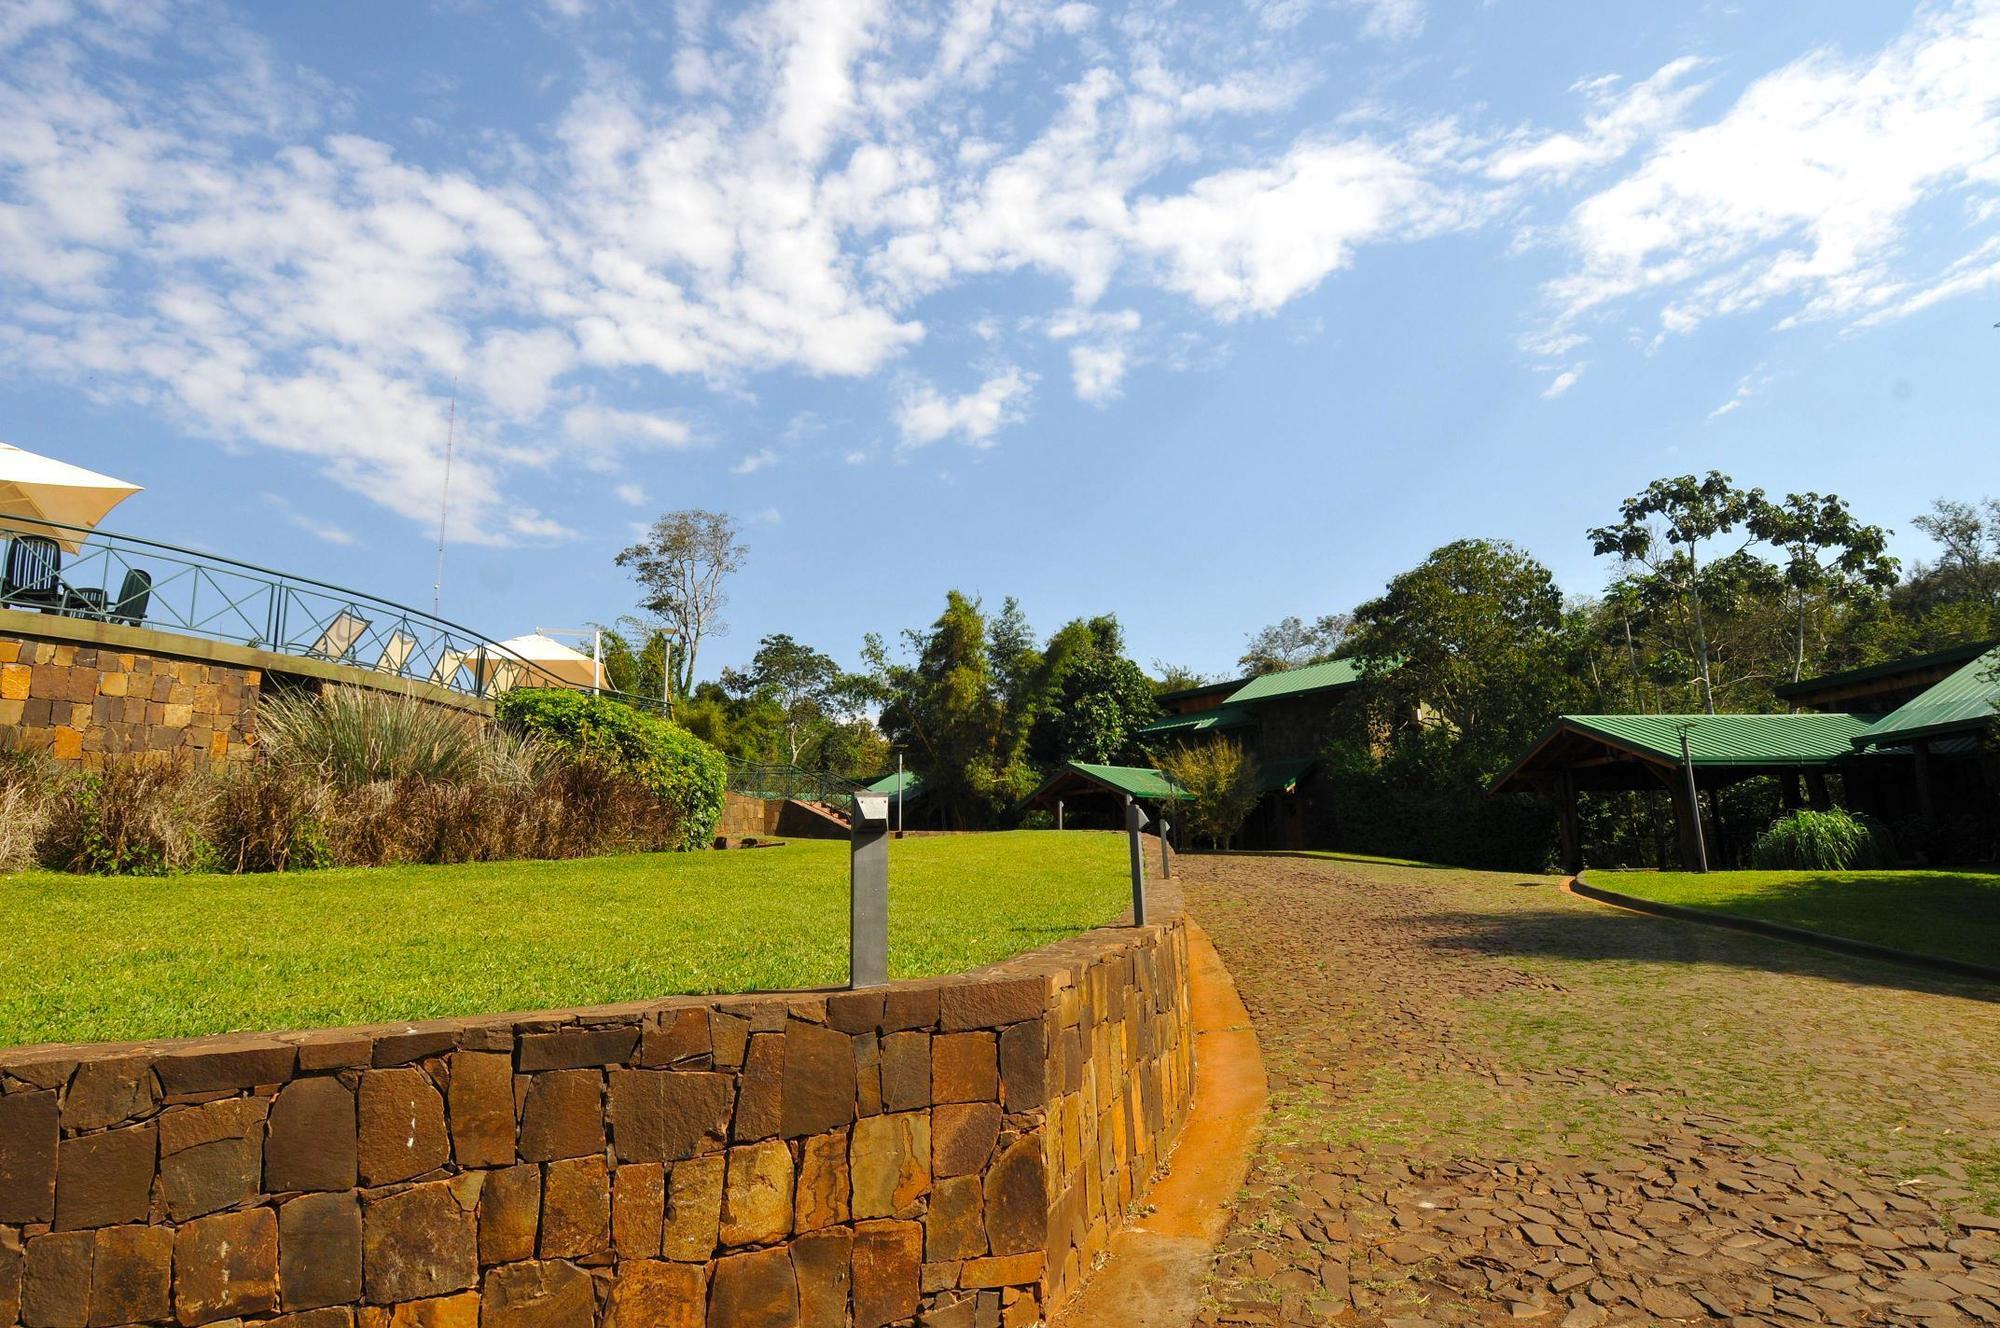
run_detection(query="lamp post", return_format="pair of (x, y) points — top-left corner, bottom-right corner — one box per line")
(658, 626), (681, 719)
(849, 792), (891, 988)
(1124, 796), (1149, 927)
(1158, 816), (1173, 879)
(1678, 723), (1709, 873)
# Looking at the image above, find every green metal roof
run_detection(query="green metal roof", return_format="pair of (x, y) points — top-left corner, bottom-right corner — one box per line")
(1063, 762), (1192, 800)
(1774, 638), (1997, 699)
(1224, 658), (1367, 705)
(863, 770), (923, 798)
(1563, 713), (1876, 765)
(1135, 703), (1254, 737)
(1854, 646), (2000, 748)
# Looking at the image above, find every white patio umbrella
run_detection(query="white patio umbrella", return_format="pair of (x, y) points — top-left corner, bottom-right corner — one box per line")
(0, 442), (142, 552)
(489, 632), (600, 689)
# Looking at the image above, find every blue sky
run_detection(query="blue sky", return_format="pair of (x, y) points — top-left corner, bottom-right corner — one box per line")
(2, 0), (1997, 683)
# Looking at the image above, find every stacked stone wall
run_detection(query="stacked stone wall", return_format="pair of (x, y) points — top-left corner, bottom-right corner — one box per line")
(0, 900), (1193, 1327)
(0, 635), (256, 766)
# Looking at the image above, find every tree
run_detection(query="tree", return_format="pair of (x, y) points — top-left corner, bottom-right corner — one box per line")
(1239, 614), (1353, 675)
(1034, 651), (1160, 765)
(1589, 472), (1772, 714)
(721, 634), (844, 766)
(1151, 661), (1215, 693)
(1748, 492), (1898, 682)
(615, 510), (748, 697)
(1159, 740), (1261, 848)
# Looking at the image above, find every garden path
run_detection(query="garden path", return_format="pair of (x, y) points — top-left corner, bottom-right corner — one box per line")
(1183, 854), (2000, 1328)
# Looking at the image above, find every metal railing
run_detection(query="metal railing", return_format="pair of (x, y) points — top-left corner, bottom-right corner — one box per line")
(0, 520), (578, 702)
(726, 757), (871, 813)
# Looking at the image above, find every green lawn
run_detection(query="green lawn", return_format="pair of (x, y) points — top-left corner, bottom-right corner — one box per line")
(1596, 867), (2000, 970)
(0, 831), (1130, 1049)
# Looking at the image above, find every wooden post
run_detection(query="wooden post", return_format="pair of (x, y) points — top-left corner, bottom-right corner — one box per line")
(1805, 771), (1831, 811)
(1556, 771), (1583, 877)
(1780, 773), (1802, 811)
(1913, 741), (1937, 829)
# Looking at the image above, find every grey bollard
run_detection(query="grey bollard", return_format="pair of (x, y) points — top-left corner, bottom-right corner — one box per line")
(1159, 817), (1173, 878)
(1124, 796), (1149, 927)
(850, 793), (891, 988)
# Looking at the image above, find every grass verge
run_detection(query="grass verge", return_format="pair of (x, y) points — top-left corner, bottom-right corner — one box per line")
(0, 831), (1128, 1048)
(1595, 868), (2000, 971)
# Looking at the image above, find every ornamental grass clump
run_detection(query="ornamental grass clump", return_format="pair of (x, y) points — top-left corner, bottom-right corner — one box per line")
(1750, 808), (1894, 871)
(257, 684), (505, 783)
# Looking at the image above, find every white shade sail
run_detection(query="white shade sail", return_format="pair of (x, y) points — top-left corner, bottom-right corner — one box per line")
(0, 442), (142, 552)
(489, 632), (599, 688)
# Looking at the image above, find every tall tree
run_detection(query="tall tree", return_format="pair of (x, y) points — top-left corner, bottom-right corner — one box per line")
(1910, 498), (2000, 607)
(1589, 472), (1772, 714)
(1239, 614), (1353, 675)
(721, 634), (844, 766)
(866, 591), (1020, 826)
(615, 510), (748, 697)
(1748, 492), (1898, 682)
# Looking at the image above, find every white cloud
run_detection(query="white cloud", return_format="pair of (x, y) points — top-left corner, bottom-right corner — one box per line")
(1070, 344), (1129, 403)
(733, 447), (778, 474)
(1540, 365), (1584, 399)
(753, 505), (783, 524)
(613, 482), (647, 505)
(896, 368), (1034, 448)
(262, 492), (355, 545)
(561, 406), (694, 449)
(1487, 58), (1709, 183)
(1540, 4), (2000, 347)
(1706, 368), (1769, 420)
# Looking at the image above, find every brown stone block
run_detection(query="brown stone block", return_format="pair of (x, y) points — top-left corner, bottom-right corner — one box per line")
(854, 1033), (882, 1118)
(932, 1103), (1001, 1178)
(443, 1053), (512, 1169)
(480, 1262), (595, 1328)
(932, 1034), (997, 1105)
(175, 1208), (279, 1324)
(26, 665), (64, 701)
(368, 1029), (457, 1069)
(733, 1034), (783, 1143)
(159, 1096), (266, 1221)
(0, 1229), (19, 1327)
(517, 1025), (639, 1072)
(358, 1067), (448, 1184)
(0, 662), (26, 700)
(997, 1022), (1046, 1112)
(265, 1076), (356, 1193)
(825, 990), (884, 1036)
(87, 1225), (171, 1328)
(957, 1252), (1043, 1289)
(0, 697), (21, 726)
(707, 1247), (798, 1328)
(518, 1069), (603, 1162)
(0, 1089), (59, 1222)
(280, 1191), (362, 1310)
(927, 1174), (986, 1262)
(477, 1163), (541, 1266)
(709, 1013), (750, 1069)
(879, 1033), (930, 1113)
(54, 1124), (155, 1231)
(661, 1154), (724, 1263)
(851, 1111), (929, 1221)
(607, 1069), (732, 1164)
(938, 979), (1045, 1033)
(50, 727), (81, 761)
(153, 1040), (295, 1096)
(793, 1130), (849, 1233)
(363, 1180), (475, 1304)
(23, 1230), (91, 1328)
(539, 1155), (610, 1260)
(780, 1022), (857, 1140)
(792, 1228), (852, 1328)
(880, 988), (938, 1034)
(357, 1296), (476, 1328)
(613, 1162), (665, 1258)
(64, 1059), (156, 1133)
(982, 1135), (1046, 1257)
(605, 1261), (704, 1328)
(720, 1141), (792, 1247)
(641, 1008), (712, 1068)
(852, 1219), (922, 1328)
(271, 1310), (357, 1328)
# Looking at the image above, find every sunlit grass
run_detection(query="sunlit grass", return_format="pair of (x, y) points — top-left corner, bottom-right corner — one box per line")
(0, 831), (1129, 1047)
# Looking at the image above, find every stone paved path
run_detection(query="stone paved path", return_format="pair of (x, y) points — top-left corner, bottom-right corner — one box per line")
(1183, 855), (2000, 1328)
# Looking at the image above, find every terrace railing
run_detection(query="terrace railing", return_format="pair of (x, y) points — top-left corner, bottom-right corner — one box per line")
(0, 520), (576, 702)
(725, 757), (870, 813)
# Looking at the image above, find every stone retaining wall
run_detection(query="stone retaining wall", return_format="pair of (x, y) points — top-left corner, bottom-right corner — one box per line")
(0, 895), (1193, 1327)
(0, 636), (257, 766)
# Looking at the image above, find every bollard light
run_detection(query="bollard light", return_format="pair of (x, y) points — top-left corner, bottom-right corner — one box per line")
(850, 792), (891, 988)
(1124, 796), (1149, 927)
(1159, 817), (1173, 879)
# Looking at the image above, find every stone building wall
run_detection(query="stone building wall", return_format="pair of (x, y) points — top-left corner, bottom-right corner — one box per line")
(0, 635), (257, 767)
(0, 899), (1193, 1327)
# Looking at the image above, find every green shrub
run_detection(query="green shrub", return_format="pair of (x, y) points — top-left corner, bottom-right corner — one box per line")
(1159, 739), (1261, 848)
(39, 761), (219, 876)
(495, 689), (727, 850)
(258, 685), (501, 784)
(1750, 808), (1894, 871)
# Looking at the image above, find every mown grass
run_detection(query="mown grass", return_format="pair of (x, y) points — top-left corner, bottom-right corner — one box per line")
(1597, 867), (2000, 970)
(0, 831), (1129, 1048)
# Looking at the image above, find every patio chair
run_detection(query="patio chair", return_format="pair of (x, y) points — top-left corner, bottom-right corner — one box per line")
(107, 568), (151, 627)
(307, 609), (371, 663)
(373, 631), (418, 676)
(1, 535), (66, 612)
(429, 647), (470, 690)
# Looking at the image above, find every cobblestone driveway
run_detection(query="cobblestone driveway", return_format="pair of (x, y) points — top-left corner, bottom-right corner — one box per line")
(1184, 855), (2000, 1328)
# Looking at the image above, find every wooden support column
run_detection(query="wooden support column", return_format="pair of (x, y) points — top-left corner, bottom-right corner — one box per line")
(1780, 773), (1802, 811)
(1650, 764), (1705, 872)
(1556, 771), (1582, 877)
(1913, 741), (1937, 829)
(1805, 771), (1832, 811)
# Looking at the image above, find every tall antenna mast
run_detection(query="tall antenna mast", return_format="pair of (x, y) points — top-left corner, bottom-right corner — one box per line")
(432, 381), (457, 617)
